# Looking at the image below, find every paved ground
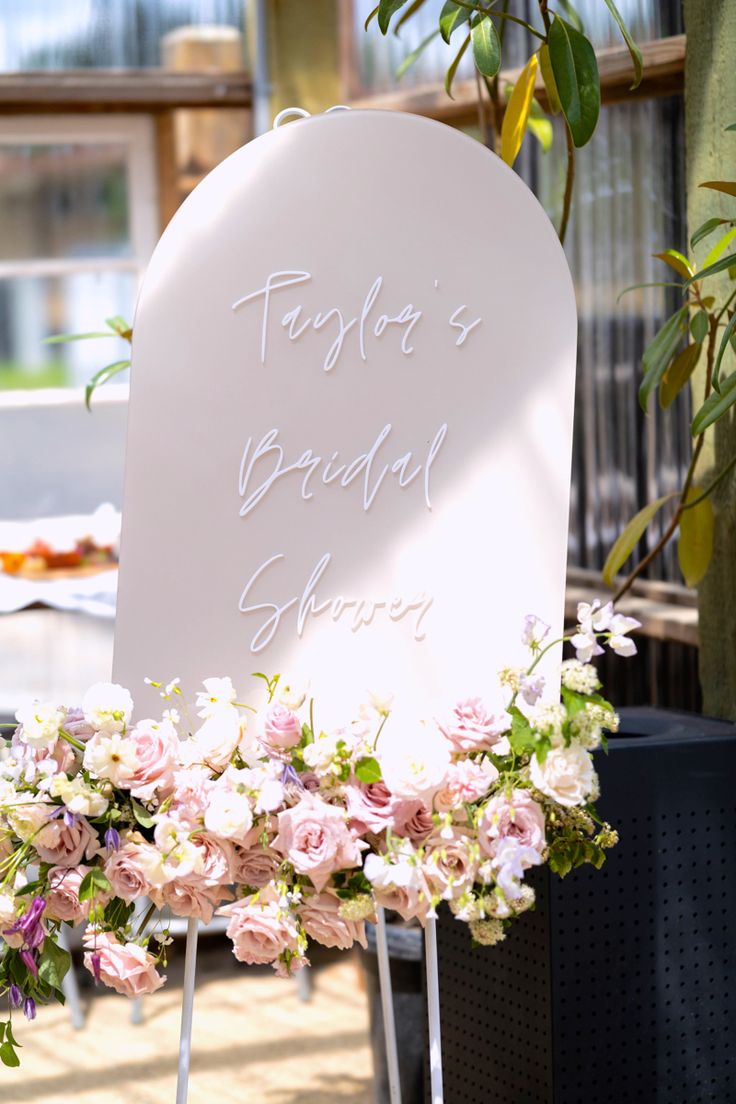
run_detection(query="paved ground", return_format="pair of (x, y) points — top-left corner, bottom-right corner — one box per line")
(4, 939), (374, 1104)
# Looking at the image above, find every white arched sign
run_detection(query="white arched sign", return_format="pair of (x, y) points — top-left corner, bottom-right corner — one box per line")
(114, 110), (576, 725)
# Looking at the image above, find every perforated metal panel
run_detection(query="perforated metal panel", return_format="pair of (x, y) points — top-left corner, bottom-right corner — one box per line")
(434, 709), (736, 1104)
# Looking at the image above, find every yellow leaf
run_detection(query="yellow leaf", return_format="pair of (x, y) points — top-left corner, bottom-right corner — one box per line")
(653, 249), (694, 279)
(501, 54), (539, 167)
(602, 494), (676, 587)
(539, 44), (561, 114)
(703, 225), (736, 269)
(660, 344), (702, 409)
(678, 487), (714, 587)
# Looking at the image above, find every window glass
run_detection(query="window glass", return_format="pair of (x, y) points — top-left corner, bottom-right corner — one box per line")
(0, 143), (131, 262)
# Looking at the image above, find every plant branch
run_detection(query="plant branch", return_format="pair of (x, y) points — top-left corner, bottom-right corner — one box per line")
(450, 0), (546, 40)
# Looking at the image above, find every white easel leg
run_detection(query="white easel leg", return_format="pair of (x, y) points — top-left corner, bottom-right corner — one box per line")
(424, 916), (443, 1104)
(175, 917), (199, 1104)
(375, 907), (402, 1104)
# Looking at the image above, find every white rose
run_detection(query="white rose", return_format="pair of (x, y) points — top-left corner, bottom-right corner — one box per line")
(302, 731), (341, 773)
(83, 732), (138, 786)
(378, 724), (451, 803)
(183, 711), (248, 771)
(82, 682), (134, 735)
(204, 786), (254, 843)
(7, 792), (51, 841)
(529, 745), (597, 807)
(15, 701), (66, 749)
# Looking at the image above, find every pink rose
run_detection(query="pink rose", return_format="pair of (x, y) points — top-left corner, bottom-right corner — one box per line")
(345, 782), (415, 835)
(479, 789), (546, 858)
(83, 930), (165, 997)
(189, 831), (235, 887)
(372, 884), (430, 924)
(46, 864), (109, 923)
(260, 705), (302, 753)
(272, 793), (363, 891)
(438, 698), (510, 753)
(12, 735), (77, 776)
(434, 759), (497, 816)
(423, 829), (478, 900)
(169, 767), (213, 829)
(127, 719), (179, 801)
(159, 880), (232, 923)
(392, 801), (434, 842)
(231, 844), (281, 888)
(299, 892), (367, 950)
(35, 816), (99, 868)
(104, 838), (165, 902)
(217, 896), (300, 965)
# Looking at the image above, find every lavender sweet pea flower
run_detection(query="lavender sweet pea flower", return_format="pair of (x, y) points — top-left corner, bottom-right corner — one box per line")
(63, 809), (78, 828)
(5, 895), (46, 947)
(23, 997), (36, 1021)
(90, 952), (102, 983)
(9, 985), (22, 1009)
(105, 826), (121, 851)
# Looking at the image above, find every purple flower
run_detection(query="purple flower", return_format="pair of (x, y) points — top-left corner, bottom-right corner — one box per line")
(20, 949), (38, 978)
(9, 985), (22, 1009)
(280, 764), (303, 789)
(23, 997), (36, 1021)
(63, 809), (78, 828)
(104, 826), (121, 851)
(90, 952), (101, 983)
(5, 895), (46, 951)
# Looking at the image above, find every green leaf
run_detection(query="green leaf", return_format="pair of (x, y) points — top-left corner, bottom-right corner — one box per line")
(377, 0), (409, 34)
(561, 686), (588, 717)
(539, 44), (562, 114)
(394, 0), (428, 34)
(617, 280), (684, 302)
(602, 493), (675, 586)
(444, 32), (471, 99)
(690, 309), (709, 344)
(508, 706), (534, 754)
(703, 226), (736, 269)
(79, 868), (113, 902)
(548, 17), (600, 147)
(712, 310), (736, 391)
(678, 487), (713, 587)
(84, 359), (130, 411)
(660, 343), (702, 409)
(690, 217), (730, 250)
(355, 756), (383, 783)
(639, 306), (689, 410)
(501, 53), (538, 166)
(396, 28), (440, 78)
(0, 1042), (20, 1068)
(471, 15), (501, 78)
(699, 181), (736, 198)
(555, 0), (584, 32)
(364, 4), (380, 30)
(4, 1022), (20, 1049)
(105, 315), (132, 338)
(600, 0), (643, 88)
(38, 940), (72, 991)
(691, 371), (736, 435)
(684, 252), (736, 285)
(131, 798), (155, 829)
(527, 98), (553, 152)
(653, 249), (694, 279)
(43, 331), (116, 345)
(439, 0), (470, 43)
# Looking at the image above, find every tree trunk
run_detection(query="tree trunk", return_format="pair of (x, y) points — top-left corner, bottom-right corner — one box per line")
(684, 0), (736, 718)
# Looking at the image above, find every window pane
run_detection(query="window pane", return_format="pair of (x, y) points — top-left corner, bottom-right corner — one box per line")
(0, 143), (131, 262)
(0, 272), (135, 390)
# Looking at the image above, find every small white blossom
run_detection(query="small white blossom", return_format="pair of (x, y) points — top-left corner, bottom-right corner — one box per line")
(519, 674), (545, 707)
(469, 917), (506, 946)
(521, 614), (550, 650)
(83, 731), (138, 786)
(196, 677), (237, 719)
(608, 613), (640, 657)
(15, 702), (66, 749)
(50, 774), (109, 817)
(82, 682), (134, 735)
(560, 659), (601, 695)
(530, 703), (567, 748)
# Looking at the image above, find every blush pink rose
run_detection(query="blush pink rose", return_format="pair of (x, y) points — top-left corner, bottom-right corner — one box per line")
(272, 793), (363, 891)
(159, 880), (232, 923)
(231, 844), (281, 888)
(392, 801), (434, 842)
(189, 831), (235, 888)
(104, 838), (165, 902)
(434, 760), (497, 816)
(344, 782), (419, 836)
(169, 767), (214, 829)
(259, 705), (302, 753)
(479, 789), (546, 858)
(217, 896), (300, 965)
(46, 864), (110, 923)
(372, 884), (430, 925)
(299, 892), (367, 950)
(423, 829), (478, 900)
(35, 816), (99, 868)
(83, 930), (165, 997)
(438, 698), (510, 754)
(127, 719), (180, 801)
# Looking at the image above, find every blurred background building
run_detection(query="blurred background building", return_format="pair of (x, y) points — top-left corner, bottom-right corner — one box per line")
(0, 0), (695, 713)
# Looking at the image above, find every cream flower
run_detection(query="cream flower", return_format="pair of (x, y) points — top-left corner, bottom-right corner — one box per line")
(83, 732), (138, 786)
(15, 701), (66, 749)
(529, 745), (597, 807)
(82, 682), (134, 735)
(50, 774), (109, 817)
(378, 724), (451, 803)
(196, 677), (237, 719)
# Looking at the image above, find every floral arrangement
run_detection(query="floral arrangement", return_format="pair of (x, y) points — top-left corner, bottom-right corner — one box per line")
(0, 601), (637, 1067)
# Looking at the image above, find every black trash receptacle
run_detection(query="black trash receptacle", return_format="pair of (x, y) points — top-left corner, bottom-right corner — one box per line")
(363, 921), (426, 1104)
(433, 707), (736, 1104)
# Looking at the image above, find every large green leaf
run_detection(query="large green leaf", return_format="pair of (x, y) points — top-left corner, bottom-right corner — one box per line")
(602, 494), (675, 586)
(678, 488), (713, 587)
(601, 0), (643, 88)
(38, 940), (72, 991)
(691, 371), (736, 436)
(690, 309), (709, 345)
(660, 343), (701, 409)
(548, 17), (600, 147)
(355, 756), (383, 783)
(439, 0), (470, 43)
(639, 306), (689, 411)
(84, 359), (131, 411)
(377, 0), (409, 34)
(471, 15), (501, 78)
(690, 217), (730, 250)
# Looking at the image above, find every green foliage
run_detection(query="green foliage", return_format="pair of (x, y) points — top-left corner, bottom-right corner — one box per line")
(548, 16), (600, 148)
(355, 756), (383, 783)
(37, 939), (72, 991)
(79, 868), (114, 902)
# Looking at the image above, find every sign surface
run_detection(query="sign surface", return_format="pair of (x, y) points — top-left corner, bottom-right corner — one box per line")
(114, 110), (577, 723)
